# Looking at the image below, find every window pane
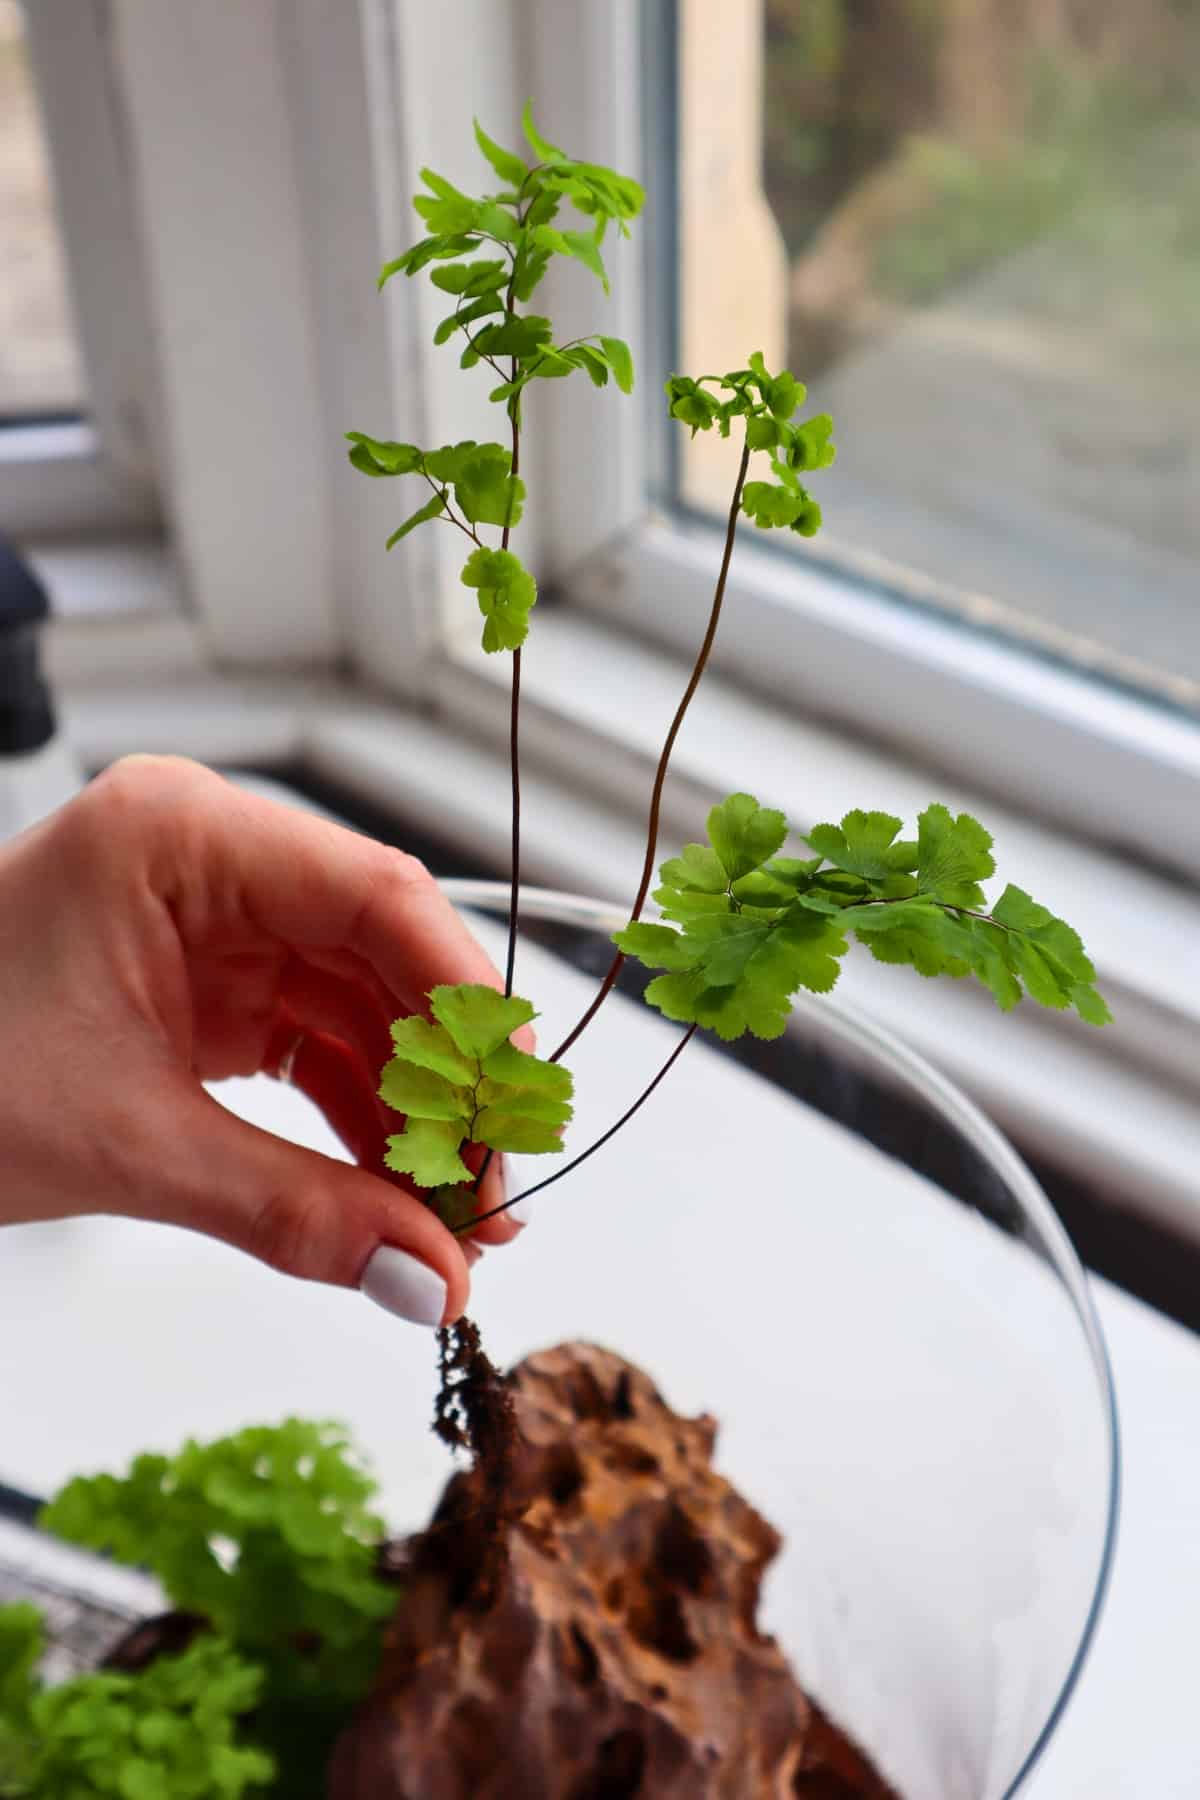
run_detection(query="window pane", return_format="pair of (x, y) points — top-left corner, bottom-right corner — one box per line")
(676, 0), (1200, 714)
(0, 0), (86, 419)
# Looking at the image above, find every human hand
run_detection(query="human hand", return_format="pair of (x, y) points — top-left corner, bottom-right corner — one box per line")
(0, 755), (526, 1326)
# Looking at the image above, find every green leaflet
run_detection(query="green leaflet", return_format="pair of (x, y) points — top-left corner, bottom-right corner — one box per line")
(345, 437), (526, 550)
(618, 793), (1110, 1036)
(460, 547), (537, 652)
(0, 1630), (275, 1798)
(385, 492), (445, 548)
(706, 792), (788, 880)
(917, 803), (995, 907)
(380, 984), (574, 1189)
(473, 118), (527, 188)
(806, 810), (919, 880)
(663, 355), (832, 529)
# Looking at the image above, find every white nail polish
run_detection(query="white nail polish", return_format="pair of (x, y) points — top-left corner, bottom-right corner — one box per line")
(360, 1246), (446, 1327)
(506, 1195), (533, 1226)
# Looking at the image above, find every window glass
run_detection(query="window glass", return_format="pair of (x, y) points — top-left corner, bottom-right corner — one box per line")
(0, 0), (86, 419)
(676, 0), (1200, 715)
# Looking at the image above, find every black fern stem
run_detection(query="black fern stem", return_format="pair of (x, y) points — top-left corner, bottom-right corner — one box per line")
(463, 1024), (698, 1231)
(549, 439), (753, 1064)
(502, 357), (522, 1001)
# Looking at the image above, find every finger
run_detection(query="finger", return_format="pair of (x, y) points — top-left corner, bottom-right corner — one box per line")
(266, 1020), (390, 1176)
(183, 775), (509, 1016)
(275, 956), (397, 1093)
(134, 1075), (471, 1326)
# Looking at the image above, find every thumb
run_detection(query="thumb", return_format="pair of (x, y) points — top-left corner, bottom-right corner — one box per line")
(132, 1079), (470, 1327)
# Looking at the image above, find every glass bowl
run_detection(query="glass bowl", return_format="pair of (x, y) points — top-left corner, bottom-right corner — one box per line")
(441, 880), (1120, 1800)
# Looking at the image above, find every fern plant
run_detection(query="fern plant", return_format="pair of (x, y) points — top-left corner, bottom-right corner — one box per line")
(347, 103), (1108, 1240)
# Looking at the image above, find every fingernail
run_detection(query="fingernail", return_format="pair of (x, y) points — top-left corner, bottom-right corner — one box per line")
(506, 1195), (533, 1226)
(360, 1246), (447, 1327)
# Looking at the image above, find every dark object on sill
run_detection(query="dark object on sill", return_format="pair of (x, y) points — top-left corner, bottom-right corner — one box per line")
(328, 1341), (898, 1800)
(0, 535), (55, 755)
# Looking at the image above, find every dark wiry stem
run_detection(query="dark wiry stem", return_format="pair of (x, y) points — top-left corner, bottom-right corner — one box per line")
(462, 1024), (697, 1232)
(549, 440), (752, 1063)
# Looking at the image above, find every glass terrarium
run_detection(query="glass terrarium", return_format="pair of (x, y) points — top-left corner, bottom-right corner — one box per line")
(436, 880), (1119, 1800)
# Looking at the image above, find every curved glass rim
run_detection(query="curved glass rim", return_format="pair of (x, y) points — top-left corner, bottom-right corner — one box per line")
(442, 878), (1121, 1797)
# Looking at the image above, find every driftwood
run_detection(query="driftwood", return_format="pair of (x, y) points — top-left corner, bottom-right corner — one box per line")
(329, 1341), (896, 1800)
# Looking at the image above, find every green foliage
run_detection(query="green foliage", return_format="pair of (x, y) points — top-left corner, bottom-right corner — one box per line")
(381, 984), (574, 1190)
(0, 1611), (273, 1798)
(366, 104), (643, 429)
(665, 353), (833, 538)
(40, 1422), (393, 1716)
(460, 547), (537, 651)
(616, 794), (1109, 1037)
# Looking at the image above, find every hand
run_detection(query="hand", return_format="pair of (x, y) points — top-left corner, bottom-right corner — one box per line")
(0, 755), (525, 1326)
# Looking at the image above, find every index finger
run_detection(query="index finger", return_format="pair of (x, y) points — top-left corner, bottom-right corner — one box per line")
(189, 772), (534, 1038)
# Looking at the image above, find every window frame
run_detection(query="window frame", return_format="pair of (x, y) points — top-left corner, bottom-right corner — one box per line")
(2, 0), (161, 536)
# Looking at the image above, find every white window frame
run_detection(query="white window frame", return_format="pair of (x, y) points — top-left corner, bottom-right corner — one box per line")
(1, 0), (160, 537)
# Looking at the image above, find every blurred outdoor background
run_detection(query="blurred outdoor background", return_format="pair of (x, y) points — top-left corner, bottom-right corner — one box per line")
(680, 0), (1200, 711)
(0, 0), (83, 416)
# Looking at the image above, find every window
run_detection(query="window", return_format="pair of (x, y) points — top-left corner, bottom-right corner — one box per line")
(0, 0), (85, 419)
(561, 0), (1200, 885)
(676, 0), (1200, 720)
(0, 0), (159, 541)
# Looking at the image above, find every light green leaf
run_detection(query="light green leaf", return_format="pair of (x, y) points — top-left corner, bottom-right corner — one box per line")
(658, 841), (728, 894)
(565, 343), (610, 387)
(385, 491), (445, 548)
(429, 257), (507, 296)
(745, 414), (780, 450)
(429, 984), (536, 1059)
(345, 433), (423, 477)
(707, 792), (788, 882)
(470, 1111), (565, 1154)
(611, 921), (696, 970)
(474, 315), (553, 358)
(460, 547), (537, 652)
(412, 187), (481, 236)
(806, 811), (919, 880)
(384, 1119), (471, 1187)
(378, 1059), (471, 1123)
(599, 335), (634, 393)
(423, 440), (477, 483)
(453, 443), (525, 528)
(473, 118), (528, 187)
(480, 1039), (574, 1104)
(917, 804), (995, 907)
(741, 480), (807, 529)
(377, 231), (480, 287)
(521, 101), (565, 164)
(561, 229), (609, 291)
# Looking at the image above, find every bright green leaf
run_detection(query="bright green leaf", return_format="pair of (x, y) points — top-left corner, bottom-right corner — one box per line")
(460, 547), (537, 652)
(474, 315), (553, 358)
(521, 101), (565, 164)
(385, 491), (445, 548)
(429, 983), (536, 1059)
(385, 1118), (471, 1187)
(599, 335), (634, 394)
(917, 804), (995, 907)
(473, 118), (528, 187)
(378, 1060), (471, 1123)
(707, 792), (788, 882)
(806, 811), (920, 880)
(344, 433), (423, 477)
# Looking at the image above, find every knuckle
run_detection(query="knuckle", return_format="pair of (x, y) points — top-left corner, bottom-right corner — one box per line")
(70, 757), (211, 852)
(246, 1183), (329, 1282)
